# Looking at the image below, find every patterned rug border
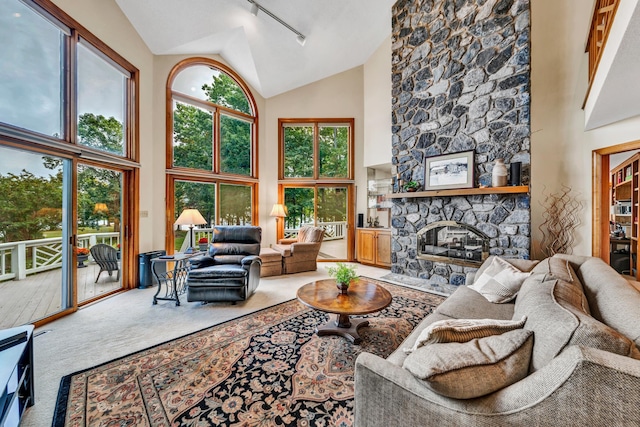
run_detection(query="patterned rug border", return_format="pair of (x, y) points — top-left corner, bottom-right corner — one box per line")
(52, 276), (444, 427)
(51, 297), (298, 427)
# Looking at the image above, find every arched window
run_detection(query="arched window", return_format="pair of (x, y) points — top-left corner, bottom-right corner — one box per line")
(166, 59), (258, 251)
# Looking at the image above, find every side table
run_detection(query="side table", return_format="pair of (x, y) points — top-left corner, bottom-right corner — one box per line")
(151, 253), (196, 306)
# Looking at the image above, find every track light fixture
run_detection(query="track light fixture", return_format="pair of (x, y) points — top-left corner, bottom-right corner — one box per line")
(247, 0), (307, 46)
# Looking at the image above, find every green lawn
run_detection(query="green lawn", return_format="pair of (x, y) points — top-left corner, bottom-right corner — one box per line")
(43, 227), (117, 239)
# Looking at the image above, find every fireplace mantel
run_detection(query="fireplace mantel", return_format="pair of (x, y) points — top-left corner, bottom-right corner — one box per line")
(386, 185), (529, 199)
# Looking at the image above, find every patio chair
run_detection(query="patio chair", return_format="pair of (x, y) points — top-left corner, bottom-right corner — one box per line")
(90, 244), (120, 283)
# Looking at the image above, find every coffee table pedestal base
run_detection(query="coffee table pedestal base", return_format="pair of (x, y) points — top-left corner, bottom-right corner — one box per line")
(316, 314), (369, 344)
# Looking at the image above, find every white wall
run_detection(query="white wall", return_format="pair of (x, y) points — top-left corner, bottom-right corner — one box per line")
(531, 0), (640, 258)
(363, 36), (393, 169)
(264, 67), (366, 247)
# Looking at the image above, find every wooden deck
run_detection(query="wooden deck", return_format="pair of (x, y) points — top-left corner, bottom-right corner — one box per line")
(0, 261), (122, 329)
(0, 240), (346, 329)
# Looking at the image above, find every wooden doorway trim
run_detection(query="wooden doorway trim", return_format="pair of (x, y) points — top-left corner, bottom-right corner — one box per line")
(593, 140), (640, 262)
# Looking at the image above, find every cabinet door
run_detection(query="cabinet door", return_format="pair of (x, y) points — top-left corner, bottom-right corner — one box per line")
(357, 230), (376, 264)
(376, 231), (391, 267)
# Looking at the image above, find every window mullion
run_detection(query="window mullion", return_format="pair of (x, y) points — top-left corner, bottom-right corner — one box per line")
(213, 109), (220, 174)
(313, 122), (319, 180)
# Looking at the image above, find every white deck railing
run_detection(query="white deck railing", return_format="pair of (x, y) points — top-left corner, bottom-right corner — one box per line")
(0, 232), (119, 281)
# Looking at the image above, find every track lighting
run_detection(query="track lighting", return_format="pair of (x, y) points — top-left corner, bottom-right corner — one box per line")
(247, 0), (307, 46)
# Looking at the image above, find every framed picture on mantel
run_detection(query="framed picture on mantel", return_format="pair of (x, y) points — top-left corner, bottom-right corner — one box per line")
(424, 151), (474, 191)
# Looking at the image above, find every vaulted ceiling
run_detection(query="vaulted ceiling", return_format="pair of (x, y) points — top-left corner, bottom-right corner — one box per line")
(115, 0), (394, 98)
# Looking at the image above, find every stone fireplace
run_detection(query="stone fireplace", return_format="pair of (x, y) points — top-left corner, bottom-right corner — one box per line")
(417, 221), (489, 266)
(390, 0), (532, 286)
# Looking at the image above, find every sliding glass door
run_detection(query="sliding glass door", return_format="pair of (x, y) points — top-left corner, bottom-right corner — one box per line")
(0, 146), (72, 329)
(77, 164), (124, 304)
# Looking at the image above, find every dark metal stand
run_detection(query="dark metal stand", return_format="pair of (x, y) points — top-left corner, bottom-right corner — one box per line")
(152, 255), (192, 306)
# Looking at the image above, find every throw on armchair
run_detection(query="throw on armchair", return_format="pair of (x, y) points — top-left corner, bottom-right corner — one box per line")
(272, 226), (324, 274)
(186, 226), (262, 303)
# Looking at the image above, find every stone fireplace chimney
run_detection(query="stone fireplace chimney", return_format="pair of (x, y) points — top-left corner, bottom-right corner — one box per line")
(390, 0), (531, 285)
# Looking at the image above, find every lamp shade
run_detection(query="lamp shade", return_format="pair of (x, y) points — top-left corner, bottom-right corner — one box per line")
(270, 204), (287, 218)
(94, 203), (108, 214)
(175, 209), (207, 226)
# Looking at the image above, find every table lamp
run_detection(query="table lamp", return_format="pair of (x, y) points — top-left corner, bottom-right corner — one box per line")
(175, 208), (207, 253)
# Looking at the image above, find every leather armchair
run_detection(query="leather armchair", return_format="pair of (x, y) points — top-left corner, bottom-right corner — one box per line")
(272, 226), (324, 274)
(186, 226), (262, 303)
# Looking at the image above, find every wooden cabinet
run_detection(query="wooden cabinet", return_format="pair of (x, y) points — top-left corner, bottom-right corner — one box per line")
(357, 228), (391, 268)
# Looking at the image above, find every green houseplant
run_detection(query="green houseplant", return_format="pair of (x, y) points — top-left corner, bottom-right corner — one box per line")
(327, 262), (358, 294)
(403, 180), (421, 192)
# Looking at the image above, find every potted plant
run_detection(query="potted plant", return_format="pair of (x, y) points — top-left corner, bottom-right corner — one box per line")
(327, 262), (358, 294)
(75, 247), (90, 268)
(198, 236), (209, 252)
(403, 180), (421, 192)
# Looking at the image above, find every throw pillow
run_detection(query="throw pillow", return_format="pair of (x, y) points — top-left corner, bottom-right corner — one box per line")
(469, 257), (532, 303)
(403, 329), (534, 399)
(404, 316), (527, 354)
(473, 256), (540, 282)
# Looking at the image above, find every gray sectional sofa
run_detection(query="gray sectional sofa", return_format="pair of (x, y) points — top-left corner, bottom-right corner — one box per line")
(355, 254), (640, 426)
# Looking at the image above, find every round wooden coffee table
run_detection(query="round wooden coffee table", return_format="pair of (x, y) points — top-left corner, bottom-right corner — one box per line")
(297, 278), (393, 344)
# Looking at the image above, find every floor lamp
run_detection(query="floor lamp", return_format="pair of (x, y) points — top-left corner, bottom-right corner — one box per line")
(175, 209), (207, 253)
(270, 204), (287, 240)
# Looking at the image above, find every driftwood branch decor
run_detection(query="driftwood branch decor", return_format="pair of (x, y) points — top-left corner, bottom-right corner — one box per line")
(538, 186), (583, 257)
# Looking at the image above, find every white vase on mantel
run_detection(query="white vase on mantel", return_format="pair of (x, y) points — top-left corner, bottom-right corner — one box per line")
(492, 159), (508, 187)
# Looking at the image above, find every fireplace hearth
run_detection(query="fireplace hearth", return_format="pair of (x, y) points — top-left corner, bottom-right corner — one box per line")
(417, 221), (489, 267)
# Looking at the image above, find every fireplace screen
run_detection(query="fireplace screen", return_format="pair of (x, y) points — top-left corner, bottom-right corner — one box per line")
(417, 221), (489, 266)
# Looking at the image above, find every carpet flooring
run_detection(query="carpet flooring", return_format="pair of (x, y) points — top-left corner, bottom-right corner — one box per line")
(52, 278), (445, 427)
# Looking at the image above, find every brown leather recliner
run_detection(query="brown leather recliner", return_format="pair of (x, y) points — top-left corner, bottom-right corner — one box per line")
(272, 226), (324, 274)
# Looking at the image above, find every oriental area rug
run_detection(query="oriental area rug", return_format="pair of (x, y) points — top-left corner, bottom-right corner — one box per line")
(53, 278), (445, 427)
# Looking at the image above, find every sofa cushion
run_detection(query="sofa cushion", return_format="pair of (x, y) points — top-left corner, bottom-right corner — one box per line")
(402, 329), (533, 399)
(187, 264), (248, 280)
(468, 256), (532, 303)
(572, 256), (640, 348)
(514, 274), (640, 372)
(532, 257), (590, 314)
(387, 312), (454, 367)
(513, 277), (578, 371)
(404, 316), (527, 353)
(473, 256), (539, 280)
(437, 285), (515, 320)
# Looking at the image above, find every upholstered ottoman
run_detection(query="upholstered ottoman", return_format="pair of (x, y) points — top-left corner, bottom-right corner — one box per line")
(259, 247), (282, 277)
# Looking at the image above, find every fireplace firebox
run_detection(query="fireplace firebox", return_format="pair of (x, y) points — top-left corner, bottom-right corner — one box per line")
(417, 221), (490, 267)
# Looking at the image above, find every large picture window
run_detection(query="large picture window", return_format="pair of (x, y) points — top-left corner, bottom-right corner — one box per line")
(280, 119), (353, 180)
(0, 0), (139, 327)
(169, 62), (256, 177)
(278, 119), (355, 261)
(167, 59), (258, 251)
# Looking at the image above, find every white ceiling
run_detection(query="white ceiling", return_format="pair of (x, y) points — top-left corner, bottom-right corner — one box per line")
(115, 0), (394, 98)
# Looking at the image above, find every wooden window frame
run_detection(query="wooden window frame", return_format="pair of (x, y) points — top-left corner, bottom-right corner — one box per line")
(278, 118), (355, 182)
(0, 0), (140, 325)
(167, 58), (259, 179)
(166, 59), (260, 252)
